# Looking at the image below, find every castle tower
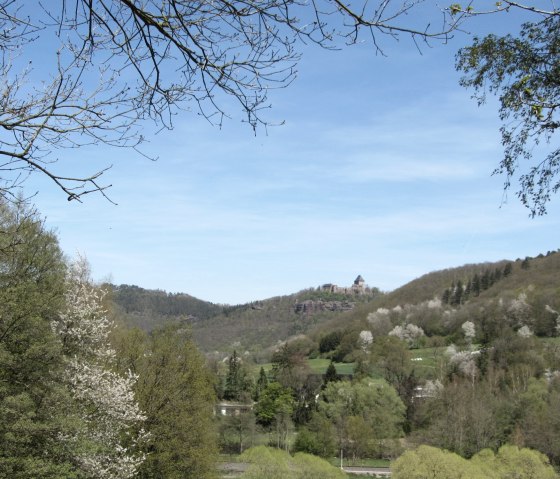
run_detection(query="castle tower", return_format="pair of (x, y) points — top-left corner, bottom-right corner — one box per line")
(354, 275), (365, 288)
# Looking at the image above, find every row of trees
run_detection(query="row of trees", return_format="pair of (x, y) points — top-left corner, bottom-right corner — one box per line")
(392, 444), (558, 479)
(442, 263), (513, 306)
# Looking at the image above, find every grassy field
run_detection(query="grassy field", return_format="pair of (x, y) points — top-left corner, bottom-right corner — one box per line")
(307, 358), (355, 375)
(258, 348), (448, 379)
(409, 347), (446, 379)
(258, 359), (355, 376)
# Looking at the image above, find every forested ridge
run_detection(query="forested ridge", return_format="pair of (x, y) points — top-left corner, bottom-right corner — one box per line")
(109, 251), (560, 354)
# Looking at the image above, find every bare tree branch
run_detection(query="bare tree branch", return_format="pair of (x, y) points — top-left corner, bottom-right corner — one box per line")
(1, 0), (548, 202)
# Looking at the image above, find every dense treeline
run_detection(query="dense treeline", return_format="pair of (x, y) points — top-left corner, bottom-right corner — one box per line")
(109, 284), (227, 330)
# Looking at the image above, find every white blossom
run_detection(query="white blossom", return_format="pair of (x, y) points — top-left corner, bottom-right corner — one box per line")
(507, 292), (532, 327)
(358, 330), (373, 350)
(446, 344), (478, 382)
(388, 323), (424, 345)
(426, 298), (442, 309)
(423, 379), (444, 397)
(545, 305), (560, 335)
(55, 257), (147, 479)
(517, 325), (533, 338)
(367, 308), (392, 336)
(462, 321), (476, 342)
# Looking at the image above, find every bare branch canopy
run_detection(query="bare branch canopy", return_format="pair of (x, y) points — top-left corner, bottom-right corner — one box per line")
(0, 1), (557, 211)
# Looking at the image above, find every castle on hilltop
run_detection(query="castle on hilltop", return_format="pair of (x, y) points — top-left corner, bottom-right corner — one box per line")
(320, 275), (366, 295)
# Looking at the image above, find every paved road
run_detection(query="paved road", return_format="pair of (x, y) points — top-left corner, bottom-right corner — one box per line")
(343, 465), (391, 476)
(219, 462), (391, 476)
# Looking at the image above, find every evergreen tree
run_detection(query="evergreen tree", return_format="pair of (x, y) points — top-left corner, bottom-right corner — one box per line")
(488, 270), (496, 287)
(471, 273), (481, 297)
(494, 267), (503, 282)
(442, 288), (451, 304)
(481, 270), (491, 291)
(224, 350), (242, 401)
(451, 280), (463, 306)
(464, 280), (472, 302)
(254, 367), (269, 401)
(323, 361), (339, 387)
(504, 262), (513, 277)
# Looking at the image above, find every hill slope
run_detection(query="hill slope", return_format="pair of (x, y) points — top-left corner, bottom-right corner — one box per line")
(109, 251), (560, 354)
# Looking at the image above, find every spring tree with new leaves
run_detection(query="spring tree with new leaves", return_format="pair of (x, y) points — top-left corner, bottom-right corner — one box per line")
(0, 200), (76, 478)
(112, 324), (219, 479)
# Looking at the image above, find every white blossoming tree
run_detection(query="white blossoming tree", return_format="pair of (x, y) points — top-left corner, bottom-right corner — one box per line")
(446, 345), (478, 384)
(507, 293), (532, 329)
(358, 330), (374, 351)
(462, 321), (476, 344)
(389, 323), (425, 348)
(545, 305), (560, 335)
(54, 257), (147, 479)
(518, 325), (534, 338)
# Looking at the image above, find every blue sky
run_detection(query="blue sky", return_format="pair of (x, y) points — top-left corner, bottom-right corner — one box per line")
(26, 8), (560, 304)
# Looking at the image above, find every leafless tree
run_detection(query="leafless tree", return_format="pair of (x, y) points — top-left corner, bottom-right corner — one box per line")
(0, 1), (481, 202)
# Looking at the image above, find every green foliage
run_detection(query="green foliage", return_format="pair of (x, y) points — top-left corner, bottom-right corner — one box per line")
(239, 446), (291, 479)
(391, 445), (475, 479)
(415, 378), (514, 458)
(392, 444), (559, 479)
(239, 446), (346, 479)
(0, 200), (78, 478)
(457, 16), (560, 216)
(254, 382), (294, 427)
(293, 414), (337, 458)
(110, 284), (225, 326)
(318, 378), (405, 459)
(478, 445), (558, 479)
(113, 324), (218, 479)
(218, 411), (256, 454)
(254, 366), (269, 400)
(323, 360), (340, 386)
(319, 330), (344, 353)
(224, 350), (244, 400)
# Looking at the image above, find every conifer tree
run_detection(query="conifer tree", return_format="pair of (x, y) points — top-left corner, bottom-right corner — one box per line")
(494, 267), (503, 282)
(323, 361), (339, 387)
(254, 367), (269, 401)
(224, 350), (242, 401)
(452, 280), (463, 306)
(472, 273), (481, 297)
(481, 270), (491, 291)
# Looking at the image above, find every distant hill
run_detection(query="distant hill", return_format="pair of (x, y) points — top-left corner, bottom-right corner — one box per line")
(370, 250), (559, 309)
(108, 251), (560, 355)
(108, 280), (380, 353)
(108, 284), (227, 331)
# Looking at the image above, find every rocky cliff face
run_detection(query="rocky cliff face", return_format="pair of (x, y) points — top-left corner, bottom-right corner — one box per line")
(293, 299), (355, 314)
